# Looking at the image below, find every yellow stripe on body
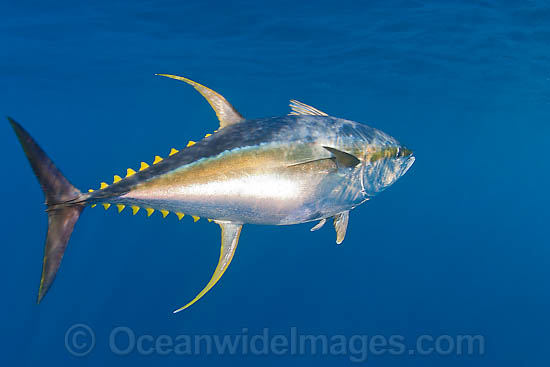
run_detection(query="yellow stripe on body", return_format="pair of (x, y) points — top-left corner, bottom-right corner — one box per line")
(91, 126), (224, 220)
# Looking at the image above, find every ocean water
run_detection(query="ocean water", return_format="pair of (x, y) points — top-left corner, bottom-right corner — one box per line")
(1, 0), (549, 365)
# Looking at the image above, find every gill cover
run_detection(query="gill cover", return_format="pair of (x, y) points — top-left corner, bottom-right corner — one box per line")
(173, 221), (243, 312)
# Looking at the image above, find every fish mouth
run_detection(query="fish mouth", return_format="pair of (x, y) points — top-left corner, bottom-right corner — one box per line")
(397, 146), (413, 158)
(394, 152), (416, 186)
(360, 153), (415, 197)
(400, 155), (415, 176)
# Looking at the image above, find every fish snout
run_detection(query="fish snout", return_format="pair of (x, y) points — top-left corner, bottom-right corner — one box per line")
(361, 144), (415, 196)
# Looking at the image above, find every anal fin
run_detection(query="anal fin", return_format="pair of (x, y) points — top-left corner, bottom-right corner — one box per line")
(173, 221), (243, 312)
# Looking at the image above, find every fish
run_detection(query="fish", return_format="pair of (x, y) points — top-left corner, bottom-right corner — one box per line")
(9, 74), (415, 313)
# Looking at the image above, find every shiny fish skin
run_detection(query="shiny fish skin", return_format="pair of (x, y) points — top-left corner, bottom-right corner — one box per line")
(84, 115), (412, 225)
(9, 74), (414, 311)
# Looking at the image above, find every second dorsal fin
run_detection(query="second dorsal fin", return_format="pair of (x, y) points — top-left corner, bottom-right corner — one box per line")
(157, 74), (245, 129)
(289, 100), (328, 116)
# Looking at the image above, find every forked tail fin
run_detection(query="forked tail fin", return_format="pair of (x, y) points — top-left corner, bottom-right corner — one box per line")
(8, 117), (84, 303)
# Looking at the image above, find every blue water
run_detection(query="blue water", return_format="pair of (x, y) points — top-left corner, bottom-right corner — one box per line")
(1, 0), (549, 365)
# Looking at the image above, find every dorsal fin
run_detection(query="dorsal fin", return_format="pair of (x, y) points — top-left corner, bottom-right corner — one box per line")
(289, 100), (328, 116)
(156, 74), (245, 129)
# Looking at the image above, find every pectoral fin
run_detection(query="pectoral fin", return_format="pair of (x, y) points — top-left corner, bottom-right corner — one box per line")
(323, 147), (361, 168)
(173, 221), (243, 313)
(291, 147), (360, 171)
(156, 74), (245, 129)
(333, 211), (349, 244)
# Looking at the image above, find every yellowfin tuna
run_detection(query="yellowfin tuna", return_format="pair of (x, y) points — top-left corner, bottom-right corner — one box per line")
(9, 74), (414, 312)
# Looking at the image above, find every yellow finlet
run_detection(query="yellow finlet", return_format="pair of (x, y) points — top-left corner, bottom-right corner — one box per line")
(113, 175), (122, 183)
(186, 140), (196, 147)
(103, 203), (111, 210)
(169, 148), (179, 156)
(117, 204), (125, 213)
(204, 133), (212, 138)
(207, 219), (213, 222)
(91, 204), (97, 208)
(192, 215), (200, 222)
(139, 162), (149, 171)
(146, 208), (155, 217)
(161, 209), (169, 218)
(176, 212), (185, 220)
(153, 155), (163, 164)
(126, 168), (136, 177)
(131, 206), (140, 215)
(100, 182), (108, 189)
(88, 189), (94, 193)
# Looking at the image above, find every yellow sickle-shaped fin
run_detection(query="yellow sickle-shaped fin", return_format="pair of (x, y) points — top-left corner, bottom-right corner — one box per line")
(173, 221), (243, 313)
(156, 74), (245, 129)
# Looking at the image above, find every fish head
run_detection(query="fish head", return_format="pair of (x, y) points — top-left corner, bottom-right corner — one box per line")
(359, 140), (415, 197)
